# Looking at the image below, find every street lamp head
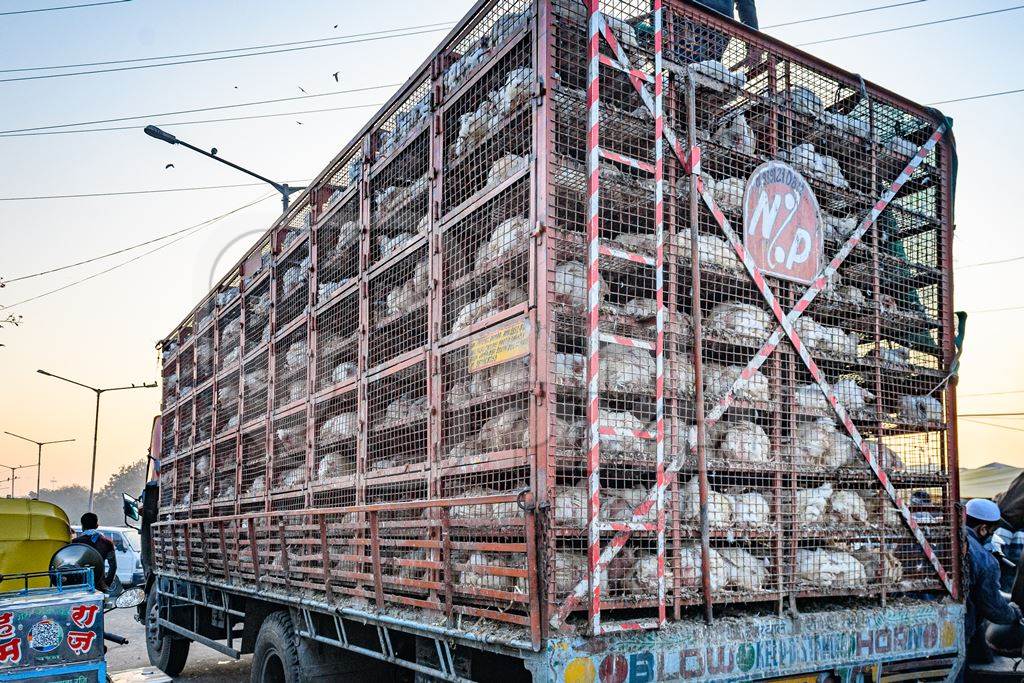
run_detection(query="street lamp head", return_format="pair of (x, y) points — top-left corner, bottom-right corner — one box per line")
(36, 369), (51, 377)
(144, 125), (178, 145)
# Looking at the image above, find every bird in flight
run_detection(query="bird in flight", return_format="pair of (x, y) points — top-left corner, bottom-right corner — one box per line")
(165, 163), (175, 169)
(332, 72), (340, 82)
(296, 121), (303, 125)
(298, 86), (307, 94)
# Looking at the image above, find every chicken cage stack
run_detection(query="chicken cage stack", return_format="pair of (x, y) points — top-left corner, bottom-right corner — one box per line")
(154, 0), (957, 642)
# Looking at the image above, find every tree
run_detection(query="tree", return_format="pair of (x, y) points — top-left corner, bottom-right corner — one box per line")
(37, 458), (148, 525)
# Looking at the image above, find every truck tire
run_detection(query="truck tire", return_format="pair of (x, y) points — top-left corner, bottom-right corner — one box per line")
(145, 585), (190, 676)
(252, 611), (302, 683)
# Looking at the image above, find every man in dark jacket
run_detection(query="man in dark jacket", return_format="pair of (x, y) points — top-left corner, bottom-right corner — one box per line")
(72, 512), (118, 590)
(964, 499), (1022, 664)
(693, 0), (758, 29)
(679, 0), (760, 68)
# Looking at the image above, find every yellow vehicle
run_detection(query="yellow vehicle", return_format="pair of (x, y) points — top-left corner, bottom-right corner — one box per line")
(0, 499), (71, 591)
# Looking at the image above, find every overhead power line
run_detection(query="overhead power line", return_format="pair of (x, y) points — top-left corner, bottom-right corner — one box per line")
(764, 1), (929, 29)
(956, 253), (1024, 270)
(797, 5), (1024, 47)
(0, 0), (129, 16)
(968, 305), (1024, 315)
(0, 181), (308, 202)
(959, 412), (1024, 418)
(1, 194), (275, 310)
(959, 389), (1024, 398)
(0, 26), (452, 83)
(0, 101), (383, 139)
(0, 83), (400, 135)
(929, 87), (1024, 106)
(0, 21), (455, 74)
(960, 418), (1024, 434)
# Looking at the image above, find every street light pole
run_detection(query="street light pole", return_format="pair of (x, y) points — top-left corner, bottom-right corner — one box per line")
(143, 125), (305, 213)
(36, 370), (157, 511)
(4, 432), (74, 500)
(0, 464), (32, 498)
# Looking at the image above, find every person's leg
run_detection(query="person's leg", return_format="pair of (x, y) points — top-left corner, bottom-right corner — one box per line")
(966, 622), (995, 664)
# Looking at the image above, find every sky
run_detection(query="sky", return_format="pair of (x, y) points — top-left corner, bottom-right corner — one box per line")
(0, 0), (1021, 494)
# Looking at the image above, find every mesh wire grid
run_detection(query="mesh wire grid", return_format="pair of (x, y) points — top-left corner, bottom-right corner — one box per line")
(315, 289), (360, 392)
(367, 244), (430, 370)
(366, 360), (429, 474)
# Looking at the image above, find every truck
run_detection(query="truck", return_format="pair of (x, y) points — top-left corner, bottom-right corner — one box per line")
(145, 0), (965, 680)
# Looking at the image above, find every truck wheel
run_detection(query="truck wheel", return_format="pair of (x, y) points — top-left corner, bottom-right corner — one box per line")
(145, 585), (190, 676)
(252, 611), (301, 683)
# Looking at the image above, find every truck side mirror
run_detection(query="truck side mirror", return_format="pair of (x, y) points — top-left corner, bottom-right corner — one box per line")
(122, 493), (141, 528)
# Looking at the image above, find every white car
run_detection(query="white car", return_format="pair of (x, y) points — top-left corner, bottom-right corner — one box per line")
(72, 525), (144, 587)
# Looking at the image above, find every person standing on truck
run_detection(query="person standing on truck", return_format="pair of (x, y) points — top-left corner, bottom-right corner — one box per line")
(72, 512), (118, 589)
(964, 498), (1023, 664)
(679, 1), (761, 69)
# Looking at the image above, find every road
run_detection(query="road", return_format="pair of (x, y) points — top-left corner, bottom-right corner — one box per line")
(104, 608), (252, 681)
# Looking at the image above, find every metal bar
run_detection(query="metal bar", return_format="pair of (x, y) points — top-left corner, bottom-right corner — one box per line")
(318, 515), (333, 602)
(369, 510), (384, 608)
(653, 0), (666, 629)
(582, 0), (603, 637)
(159, 617), (241, 659)
(218, 520), (230, 582)
(247, 517), (261, 582)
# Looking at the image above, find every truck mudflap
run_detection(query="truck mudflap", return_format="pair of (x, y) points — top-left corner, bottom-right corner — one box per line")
(530, 602), (964, 682)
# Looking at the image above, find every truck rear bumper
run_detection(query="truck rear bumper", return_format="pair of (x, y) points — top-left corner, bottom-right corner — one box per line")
(530, 601), (964, 682)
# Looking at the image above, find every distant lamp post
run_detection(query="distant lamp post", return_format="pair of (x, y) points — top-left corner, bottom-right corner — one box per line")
(143, 125), (305, 212)
(4, 432), (74, 500)
(36, 369), (157, 512)
(0, 464), (32, 498)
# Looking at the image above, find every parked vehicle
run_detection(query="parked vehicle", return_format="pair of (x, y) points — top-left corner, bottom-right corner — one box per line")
(144, 1), (965, 680)
(70, 526), (145, 588)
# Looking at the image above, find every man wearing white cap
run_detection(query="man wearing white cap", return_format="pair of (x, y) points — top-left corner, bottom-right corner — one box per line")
(964, 498), (1022, 664)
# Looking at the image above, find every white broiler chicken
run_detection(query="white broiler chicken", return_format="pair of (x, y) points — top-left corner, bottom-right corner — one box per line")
(554, 551), (588, 594)
(796, 548), (866, 588)
(485, 154), (529, 188)
(719, 547), (766, 591)
(795, 383), (829, 413)
(554, 480), (588, 526)
(863, 345), (911, 367)
(822, 111), (871, 139)
(492, 67), (533, 116)
(713, 177), (746, 214)
(675, 171), (716, 203)
(669, 357), (696, 396)
(704, 364), (770, 403)
(789, 86), (823, 118)
(794, 317), (824, 351)
(553, 260), (604, 309)
(194, 454), (210, 477)
(554, 416), (583, 450)
(823, 213), (858, 243)
(677, 545), (729, 592)
(599, 410), (651, 458)
(834, 378), (874, 417)
(454, 99), (496, 157)
(443, 44), (487, 93)
(697, 232), (740, 272)
(246, 475), (265, 497)
(786, 418), (833, 467)
(614, 231), (656, 256)
(867, 441), (904, 472)
(712, 113), (755, 156)
(281, 257), (310, 298)
(688, 60), (747, 89)
(826, 430), (859, 469)
(217, 383), (238, 407)
(378, 233), (415, 260)
(717, 421), (772, 464)
(796, 483), (833, 523)
(450, 487), (519, 520)
(461, 551), (522, 592)
(476, 409), (530, 452)
(554, 352), (585, 387)
(781, 143), (849, 189)
(451, 278), (527, 333)
(628, 552), (674, 594)
(600, 345), (655, 393)
(706, 302), (771, 344)
(278, 467), (305, 488)
(680, 476), (733, 527)
(829, 489), (869, 523)
(335, 219), (360, 252)
(898, 395), (943, 425)
(854, 546), (903, 584)
(316, 451), (351, 481)
(331, 362), (357, 384)
(819, 324), (858, 359)
(489, 10), (529, 46)
(318, 413), (358, 442)
(475, 215), (530, 268)
(729, 490), (770, 527)
(285, 340), (307, 373)
(275, 424), (305, 452)
(620, 297), (657, 322)
(382, 394), (427, 427)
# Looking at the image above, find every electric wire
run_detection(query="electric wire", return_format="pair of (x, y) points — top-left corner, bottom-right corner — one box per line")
(0, 180), (308, 202)
(0, 26), (452, 83)
(797, 5), (1024, 47)
(0, 194), (275, 310)
(0, 83), (400, 134)
(0, 21), (454, 73)
(0, 101), (384, 139)
(960, 418), (1024, 434)
(763, 1), (929, 29)
(0, 0), (129, 16)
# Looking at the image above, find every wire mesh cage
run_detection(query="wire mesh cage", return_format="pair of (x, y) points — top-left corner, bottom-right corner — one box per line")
(161, 410), (177, 462)
(367, 244), (430, 370)
(441, 176), (531, 340)
(239, 425), (268, 502)
(366, 360), (429, 475)
(274, 323), (309, 410)
(152, 0), (956, 645)
(214, 436), (238, 503)
(191, 445), (211, 508)
(316, 195), (361, 304)
(315, 288), (359, 392)
(276, 238), (311, 329)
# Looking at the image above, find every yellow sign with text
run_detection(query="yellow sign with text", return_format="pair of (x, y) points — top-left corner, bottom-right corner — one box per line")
(468, 319), (531, 373)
